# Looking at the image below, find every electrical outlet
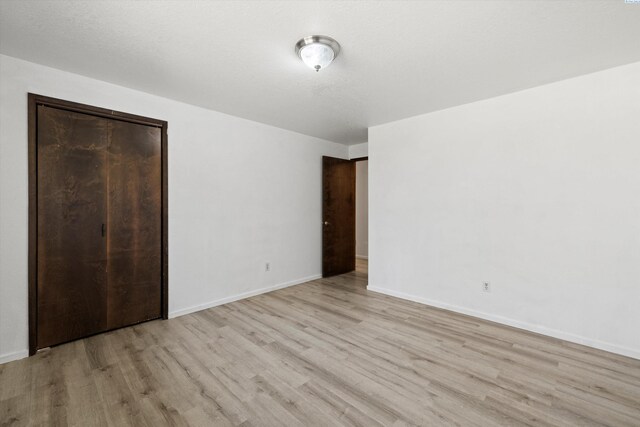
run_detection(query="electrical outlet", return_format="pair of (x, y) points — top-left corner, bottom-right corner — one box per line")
(482, 282), (491, 292)
(265, 262), (270, 272)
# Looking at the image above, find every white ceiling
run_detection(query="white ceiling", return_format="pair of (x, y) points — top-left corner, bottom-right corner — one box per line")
(1, 1), (639, 145)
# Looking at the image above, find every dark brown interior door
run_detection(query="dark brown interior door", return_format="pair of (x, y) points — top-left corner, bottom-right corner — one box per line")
(37, 106), (109, 347)
(107, 120), (162, 329)
(322, 156), (356, 277)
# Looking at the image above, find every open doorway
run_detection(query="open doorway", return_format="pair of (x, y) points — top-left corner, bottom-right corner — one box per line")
(321, 156), (368, 278)
(355, 159), (368, 276)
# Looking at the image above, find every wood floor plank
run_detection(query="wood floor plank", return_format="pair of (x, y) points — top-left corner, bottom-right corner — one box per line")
(1, 259), (639, 426)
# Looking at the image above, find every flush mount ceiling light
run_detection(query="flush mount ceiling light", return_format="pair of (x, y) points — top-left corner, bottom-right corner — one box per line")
(295, 35), (341, 72)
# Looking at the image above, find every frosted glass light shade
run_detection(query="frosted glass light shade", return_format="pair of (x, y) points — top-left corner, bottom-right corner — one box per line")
(300, 43), (335, 72)
(295, 35), (341, 72)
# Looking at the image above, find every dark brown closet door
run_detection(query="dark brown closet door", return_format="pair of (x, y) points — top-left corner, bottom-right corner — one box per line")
(37, 106), (109, 348)
(106, 120), (162, 329)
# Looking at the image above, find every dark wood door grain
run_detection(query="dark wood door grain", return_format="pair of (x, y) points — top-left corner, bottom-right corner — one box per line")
(322, 156), (356, 277)
(107, 120), (162, 328)
(29, 94), (168, 355)
(36, 106), (109, 348)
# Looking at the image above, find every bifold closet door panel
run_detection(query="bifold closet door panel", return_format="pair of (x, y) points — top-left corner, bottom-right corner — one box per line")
(37, 106), (109, 348)
(107, 120), (162, 328)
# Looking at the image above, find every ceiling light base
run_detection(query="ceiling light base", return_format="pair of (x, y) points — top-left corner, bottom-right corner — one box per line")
(295, 35), (341, 72)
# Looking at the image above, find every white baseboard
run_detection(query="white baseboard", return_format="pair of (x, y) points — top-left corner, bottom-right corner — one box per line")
(356, 255), (368, 260)
(0, 349), (29, 365)
(367, 286), (640, 361)
(169, 274), (322, 318)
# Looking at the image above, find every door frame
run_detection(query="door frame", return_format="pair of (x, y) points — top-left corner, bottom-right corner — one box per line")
(351, 157), (368, 162)
(28, 93), (169, 355)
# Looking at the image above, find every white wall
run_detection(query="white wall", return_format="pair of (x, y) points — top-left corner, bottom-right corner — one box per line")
(0, 54), (348, 364)
(349, 142), (368, 159)
(369, 61), (640, 359)
(356, 161), (368, 258)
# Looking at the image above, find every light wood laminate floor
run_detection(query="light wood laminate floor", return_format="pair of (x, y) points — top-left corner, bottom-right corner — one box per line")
(2, 259), (640, 426)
